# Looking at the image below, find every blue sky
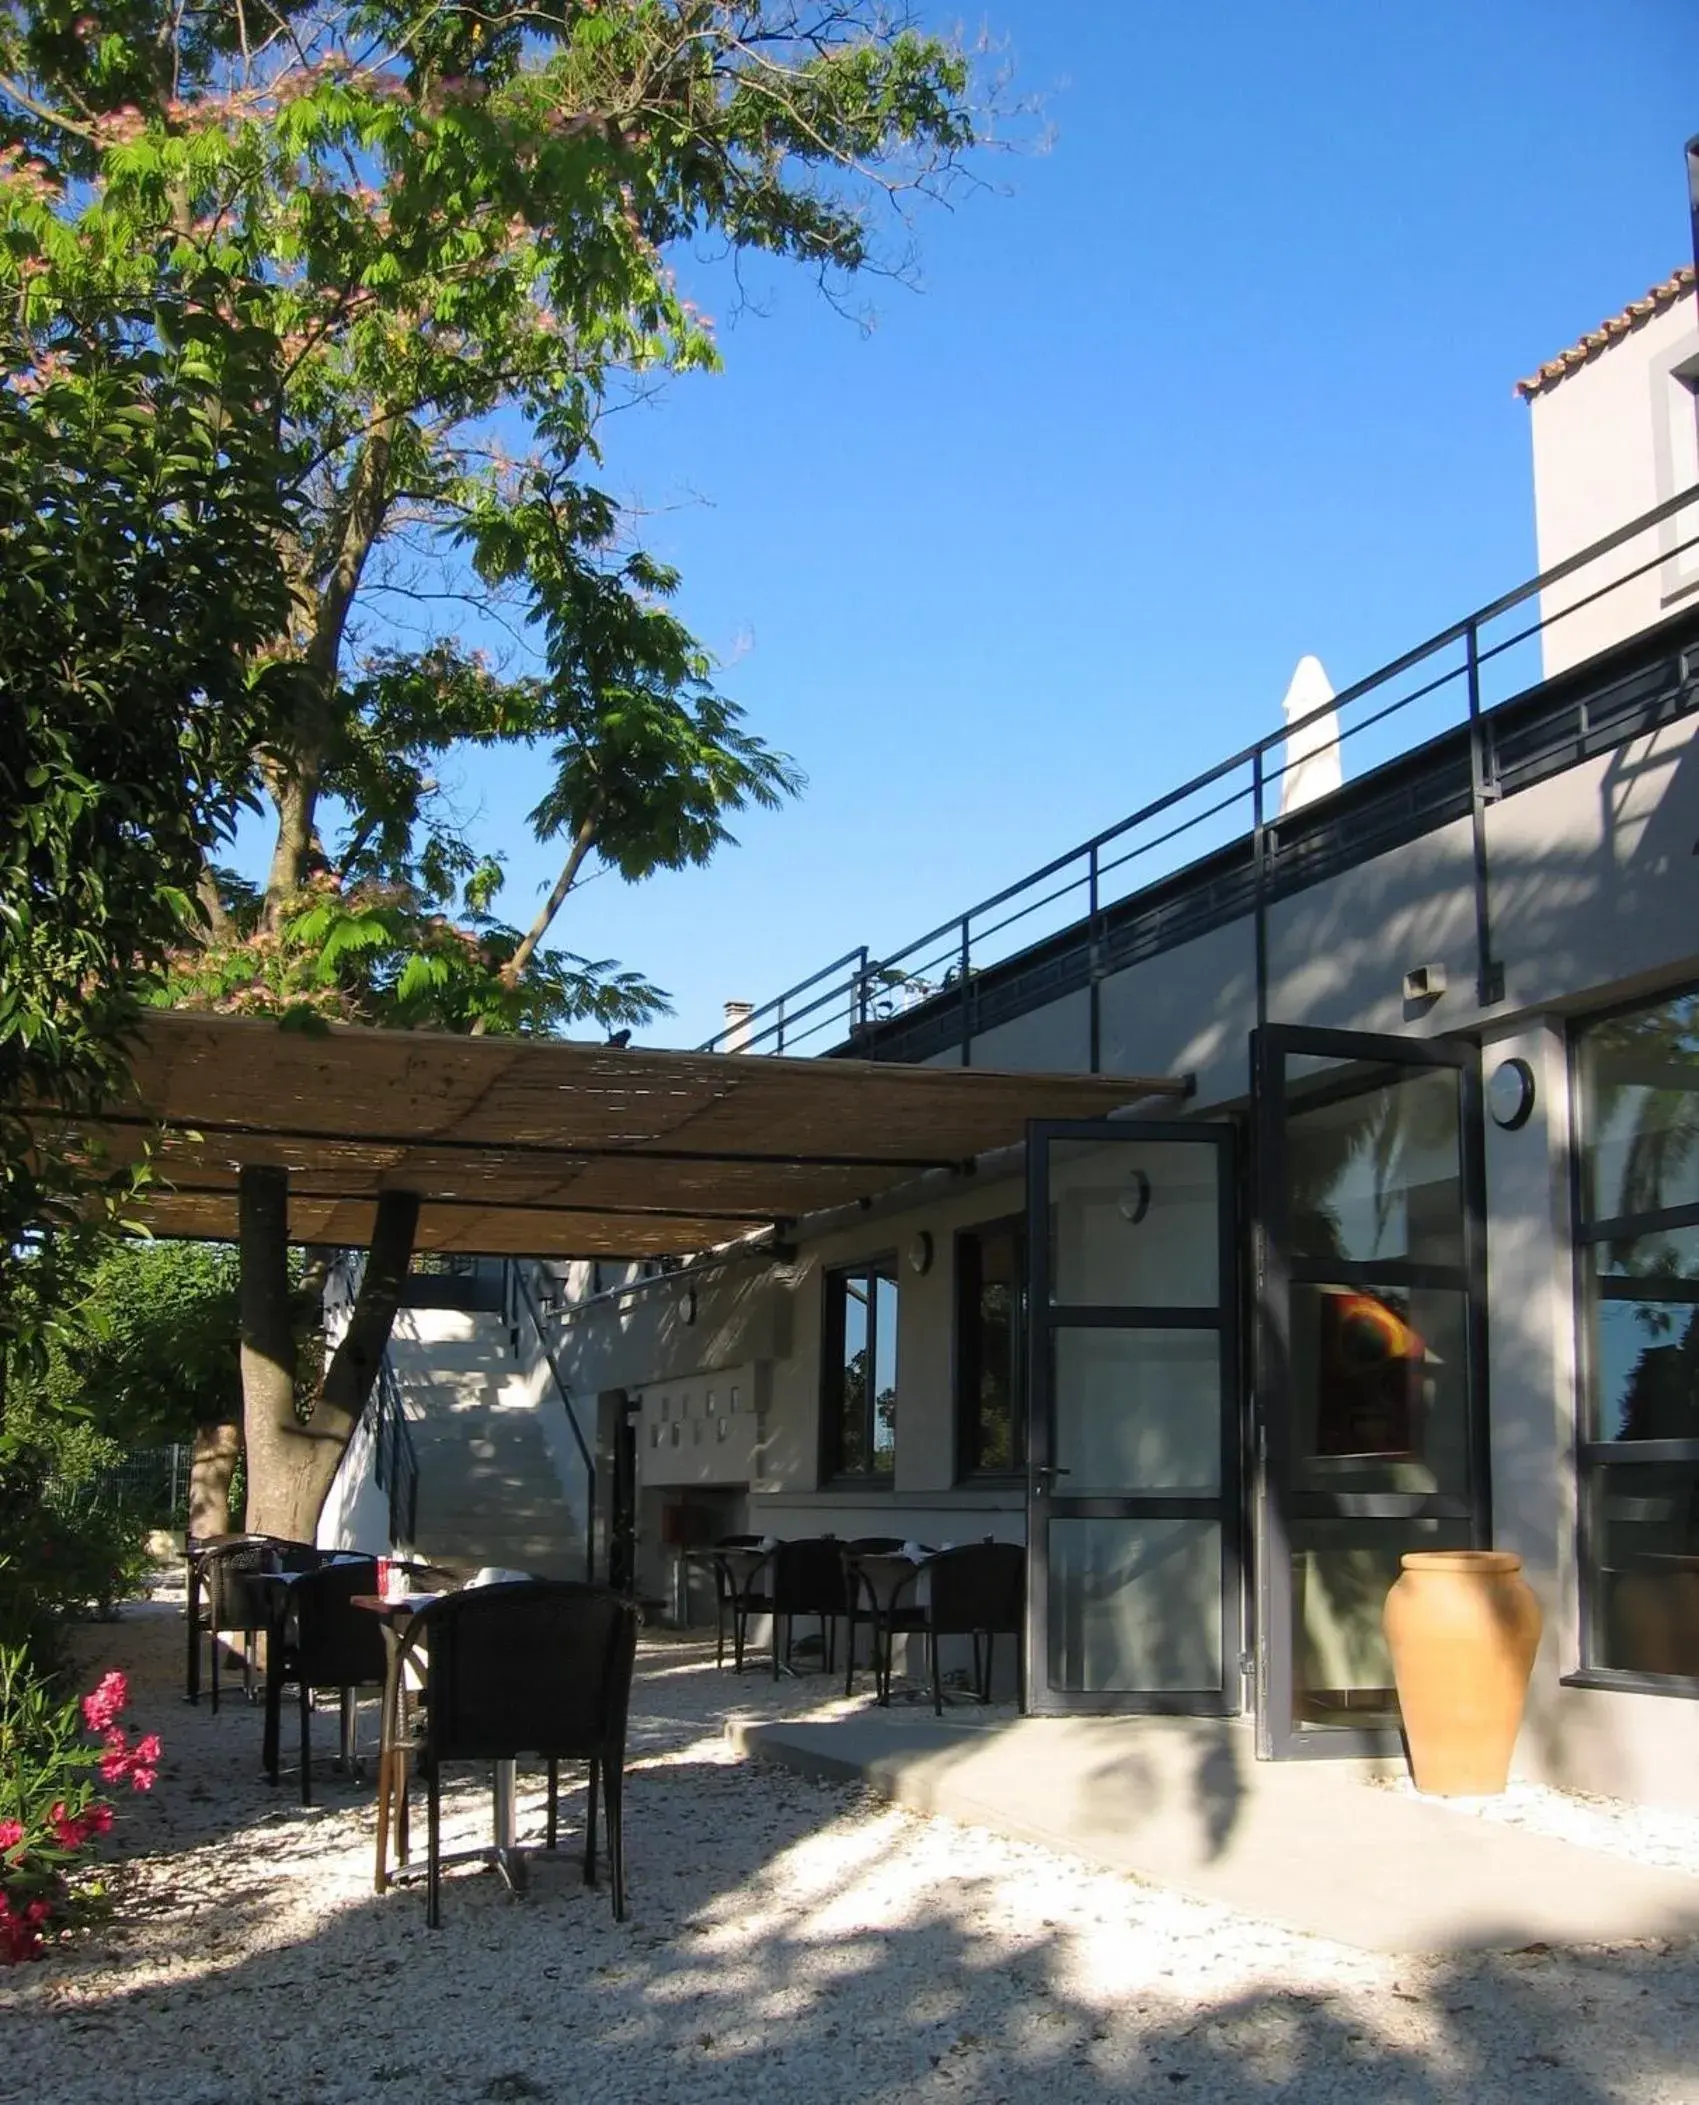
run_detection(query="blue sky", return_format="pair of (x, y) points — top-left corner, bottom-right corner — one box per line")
(248, 1), (1699, 1048)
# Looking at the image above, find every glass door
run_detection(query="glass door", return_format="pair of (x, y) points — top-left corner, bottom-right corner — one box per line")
(1026, 1119), (1241, 1716)
(1254, 1026), (1489, 1758)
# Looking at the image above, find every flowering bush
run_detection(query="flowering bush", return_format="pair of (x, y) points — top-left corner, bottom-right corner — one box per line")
(0, 1650), (157, 1963)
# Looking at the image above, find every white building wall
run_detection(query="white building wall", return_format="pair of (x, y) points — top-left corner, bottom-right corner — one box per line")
(1528, 289), (1699, 675)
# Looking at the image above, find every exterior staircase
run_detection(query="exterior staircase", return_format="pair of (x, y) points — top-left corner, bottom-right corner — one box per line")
(320, 1283), (592, 1580)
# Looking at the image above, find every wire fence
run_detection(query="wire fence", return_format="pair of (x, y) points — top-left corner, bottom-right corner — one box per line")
(83, 1443), (193, 1527)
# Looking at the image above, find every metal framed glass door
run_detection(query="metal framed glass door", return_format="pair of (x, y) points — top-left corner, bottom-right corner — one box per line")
(1026, 1119), (1241, 1716)
(1254, 1026), (1489, 1759)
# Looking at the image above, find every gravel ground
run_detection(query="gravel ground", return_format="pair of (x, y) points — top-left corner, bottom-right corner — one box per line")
(1373, 1772), (1699, 1879)
(5, 1597), (1699, 2105)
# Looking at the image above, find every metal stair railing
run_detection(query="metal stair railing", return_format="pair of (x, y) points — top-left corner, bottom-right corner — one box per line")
(504, 1259), (597, 1583)
(371, 1351), (419, 1554)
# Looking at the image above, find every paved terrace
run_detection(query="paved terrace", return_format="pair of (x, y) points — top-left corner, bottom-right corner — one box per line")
(8, 1600), (1699, 2105)
(731, 1712), (1699, 1956)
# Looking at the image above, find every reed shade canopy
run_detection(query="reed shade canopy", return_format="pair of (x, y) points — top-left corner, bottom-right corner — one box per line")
(43, 1011), (1186, 1257)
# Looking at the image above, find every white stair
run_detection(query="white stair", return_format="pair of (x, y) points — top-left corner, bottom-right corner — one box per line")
(384, 1306), (589, 1580)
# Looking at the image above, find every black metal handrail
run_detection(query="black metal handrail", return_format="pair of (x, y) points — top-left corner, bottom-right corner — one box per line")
(505, 1259), (597, 1583)
(372, 1351), (419, 1552)
(700, 483), (1699, 1060)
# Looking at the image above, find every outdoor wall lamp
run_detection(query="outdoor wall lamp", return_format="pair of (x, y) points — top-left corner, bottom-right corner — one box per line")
(906, 1230), (934, 1276)
(1488, 1056), (1537, 1131)
(1118, 1169), (1152, 1225)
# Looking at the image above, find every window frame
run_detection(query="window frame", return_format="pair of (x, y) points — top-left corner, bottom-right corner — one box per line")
(954, 1214), (1028, 1482)
(1567, 979), (1699, 1697)
(820, 1254), (900, 1484)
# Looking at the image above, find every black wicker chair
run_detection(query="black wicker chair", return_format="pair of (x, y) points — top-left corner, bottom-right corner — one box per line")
(262, 1557), (386, 1803)
(196, 1537), (323, 1712)
(838, 1536), (905, 1694)
(766, 1536), (845, 1679)
(381, 1579), (640, 1926)
(843, 1541), (933, 1703)
(708, 1535), (774, 1672)
(922, 1540), (1026, 1715)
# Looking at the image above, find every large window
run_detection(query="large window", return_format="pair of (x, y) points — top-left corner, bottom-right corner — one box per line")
(823, 1260), (899, 1479)
(1575, 988), (1699, 1685)
(957, 1218), (1027, 1476)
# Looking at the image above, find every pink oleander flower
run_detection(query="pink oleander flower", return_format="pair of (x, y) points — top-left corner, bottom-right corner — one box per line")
(0, 1821), (22, 1852)
(83, 1804), (113, 1837)
(49, 1803), (87, 1851)
(81, 1672), (128, 1734)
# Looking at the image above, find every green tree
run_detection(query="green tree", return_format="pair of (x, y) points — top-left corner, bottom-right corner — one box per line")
(0, 2), (982, 1538)
(0, 318), (294, 1418)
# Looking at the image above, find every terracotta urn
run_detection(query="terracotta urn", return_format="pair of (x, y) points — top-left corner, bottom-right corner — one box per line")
(1382, 1550), (1541, 1795)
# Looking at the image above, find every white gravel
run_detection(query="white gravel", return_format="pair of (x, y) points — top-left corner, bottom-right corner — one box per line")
(1372, 1772), (1699, 1881)
(4, 1595), (1699, 2105)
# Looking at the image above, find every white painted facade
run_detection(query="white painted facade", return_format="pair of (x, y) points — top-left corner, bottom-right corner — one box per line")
(1526, 271), (1699, 673)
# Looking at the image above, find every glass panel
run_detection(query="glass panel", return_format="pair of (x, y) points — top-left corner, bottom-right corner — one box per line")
(871, 1272), (898, 1472)
(1048, 1517), (1221, 1692)
(1580, 991), (1699, 1223)
(1291, 1515), (1471, 1730)
(1593, 1460), (1699, 1675)
(960, 1221), (1024, 1473)
(1050, 1139), (1218, 1308)
(1592, 1289), (1699, 1443)
(1054, 1329), (1220, 1493)
(838, 1275), (869, 1475)
(1283, 1061), (1463, 1266)
(1287, 1283), (1471, 1498)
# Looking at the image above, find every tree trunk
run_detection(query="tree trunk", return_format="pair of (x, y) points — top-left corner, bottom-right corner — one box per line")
(187, 1420), (241, 1538)
(238, 1168), (420, 1542)
(319, 1189), (420, 1426)
(262, 764), (319, 928)
(238, 1164), (310, 1537)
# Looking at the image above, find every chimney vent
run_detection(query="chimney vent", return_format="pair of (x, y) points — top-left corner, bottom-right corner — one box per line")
(722, 1000), (754, 1054)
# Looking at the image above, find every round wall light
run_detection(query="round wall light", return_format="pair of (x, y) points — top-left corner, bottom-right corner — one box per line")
(907, 1230), (934, 1276)
(1118, 1169), (1153, 1225)
(679, 1283), (698, 1325)
(1487, 1056), (1537, 1131)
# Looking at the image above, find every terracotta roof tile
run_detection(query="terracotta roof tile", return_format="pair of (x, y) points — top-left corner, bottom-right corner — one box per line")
(1515, 265), (1696, 400)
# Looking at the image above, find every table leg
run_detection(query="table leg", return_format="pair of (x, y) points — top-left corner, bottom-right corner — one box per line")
(492, 1759), (527, 1894)
(185, 1560), (202, 1705)
(261, 1598), (287, 1781)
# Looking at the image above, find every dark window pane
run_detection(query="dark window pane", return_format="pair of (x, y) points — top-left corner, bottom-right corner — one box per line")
(872, 1272), (898, 1472)
(1592, 1460), (1699, 1675)
(1593, 1291), (1699, 1443)
(1287, 1283), (1472, 1499)
(839, 1275), (869, 1473)
(825, 1262), (898, 1478)
(957, 1220), (1026, 1475)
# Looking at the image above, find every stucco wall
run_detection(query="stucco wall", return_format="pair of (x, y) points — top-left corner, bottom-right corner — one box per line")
(1529, 293), (1699, 676)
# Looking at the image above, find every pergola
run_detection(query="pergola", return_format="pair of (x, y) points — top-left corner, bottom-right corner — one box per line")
(53, 1011), (1188, 1257)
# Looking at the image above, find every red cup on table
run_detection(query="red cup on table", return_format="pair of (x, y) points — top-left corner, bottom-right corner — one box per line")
(376, 1555), (391, 1600)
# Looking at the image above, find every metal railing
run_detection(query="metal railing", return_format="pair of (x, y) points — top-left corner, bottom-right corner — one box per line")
(505, 1258), (597, 1583)
(698, 485), (1699, 1061)
(371, 1352), (419, 1552)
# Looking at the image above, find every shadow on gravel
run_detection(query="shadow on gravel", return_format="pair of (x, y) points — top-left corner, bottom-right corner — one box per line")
(12, 1608), (1693, 2105)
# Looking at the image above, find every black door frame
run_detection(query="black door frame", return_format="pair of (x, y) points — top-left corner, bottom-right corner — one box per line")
(1252, 1024), (1491, 1760)
(1025, 1116), (1243, 1717)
